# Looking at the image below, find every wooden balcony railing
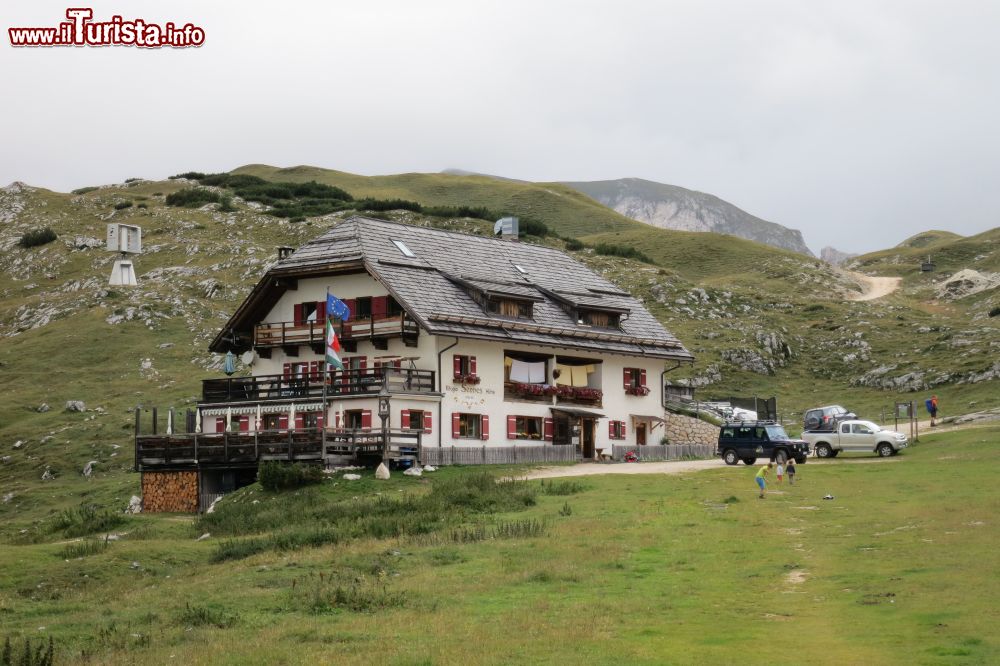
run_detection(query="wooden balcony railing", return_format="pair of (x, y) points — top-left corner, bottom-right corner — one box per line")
(201, 367), (436, 403)
(254, 313), (418, 347)
(135, 428), (423, 469)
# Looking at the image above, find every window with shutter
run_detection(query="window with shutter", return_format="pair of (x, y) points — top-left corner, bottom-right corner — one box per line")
(623, 368), (632, 389)
(371, 295), (388, 319)
(401, 409), (411, 429)
(481, 414), (490, 440)
(361, 410), (372, 429)
(454, 413), (483, 439)
(507, 415), (517, 440)
(544, 418), (553, 441)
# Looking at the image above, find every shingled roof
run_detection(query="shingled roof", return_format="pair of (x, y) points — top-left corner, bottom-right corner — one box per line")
(218, 216), (693, 362)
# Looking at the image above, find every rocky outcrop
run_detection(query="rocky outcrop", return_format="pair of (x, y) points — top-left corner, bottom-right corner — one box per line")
(937, 269), (1000, 300)
(564, 177), (814, 255)
(820, 246), (858, 266)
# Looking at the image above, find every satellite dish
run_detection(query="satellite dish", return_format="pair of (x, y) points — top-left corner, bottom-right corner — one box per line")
(241, 351), (255, 366)
(494, 216), (519, 238)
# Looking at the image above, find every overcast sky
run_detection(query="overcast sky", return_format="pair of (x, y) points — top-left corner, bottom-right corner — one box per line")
(3, 1), (999, 253)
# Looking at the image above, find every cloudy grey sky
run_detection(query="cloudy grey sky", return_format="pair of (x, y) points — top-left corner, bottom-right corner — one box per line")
(3, 0), (999, 253)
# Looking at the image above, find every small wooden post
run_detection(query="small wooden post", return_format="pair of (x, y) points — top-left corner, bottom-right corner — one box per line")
(133, 407), (141, 472)
(152, 407), (158, 435)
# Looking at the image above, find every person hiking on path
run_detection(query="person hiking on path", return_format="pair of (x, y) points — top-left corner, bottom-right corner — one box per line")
(786, 459), (797, 485)
(927, 395), (939, 427)
(755, 462), (772, 499)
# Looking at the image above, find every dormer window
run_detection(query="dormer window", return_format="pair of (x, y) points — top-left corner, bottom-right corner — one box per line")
(391, 239), (416, 258)
(487, 297), (533, 319)
(578, 309), (619, 328)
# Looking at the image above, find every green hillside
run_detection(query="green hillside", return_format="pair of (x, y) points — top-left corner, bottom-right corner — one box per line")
(848, 227), (1000, 277)
(233, 164), (642, 238)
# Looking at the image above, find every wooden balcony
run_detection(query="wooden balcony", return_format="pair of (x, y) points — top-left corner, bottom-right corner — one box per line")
(135, 427), (423, 470)
(201, 367), (436, 403)
(254, 313), (418, 349)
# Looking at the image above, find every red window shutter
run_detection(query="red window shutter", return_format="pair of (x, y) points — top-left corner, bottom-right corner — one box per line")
(394, 359), (402, 370)
(334, 412), (341, 428)
(316, 300), (327, 321)
(453, 355), (462, 379)
(294, 413), (305, 430)
(481, 414), (490, 440)
(622, 422), (627, 439)
(293, 303), (304, 325)
(361, 410), (372, 429)
(507, 415), (517, 439)
(623, 368), (632, 389)
(639, 369), (647, 387)
(358, 357), (367, 372)
(401, 409), (410, 429)
(283, 363), (291, 379)
(216, 417), (225, 433)
(343, 299), (356, 320)
(316, 412), (325, 429)
(310, 361), (320, 380)
(372, 295), (388, 318)
(240, 415), (250, 432)
(278, 414), (289, 430)
(423, 412), (432, 435)
(609, 421), (615, 438)
(544, 418), (553, 441)
(452, 413), (461, 438)
(470, 356), (477, 377)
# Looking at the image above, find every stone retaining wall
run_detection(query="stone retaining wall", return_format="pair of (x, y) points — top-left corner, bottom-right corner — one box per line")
(665, 413), (720, 446)
(142, 471), (199, 513)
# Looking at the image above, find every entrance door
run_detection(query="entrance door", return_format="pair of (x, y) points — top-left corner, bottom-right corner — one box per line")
(636, 423), (647, 446)
(581, 418), (596, 459)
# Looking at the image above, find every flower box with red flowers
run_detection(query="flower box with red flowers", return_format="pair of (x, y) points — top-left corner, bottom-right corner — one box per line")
(571, 387), (604, 401)
(511, 382), (546, 397)
(453, 374), (481, 385)
(625, 386), (650, 396)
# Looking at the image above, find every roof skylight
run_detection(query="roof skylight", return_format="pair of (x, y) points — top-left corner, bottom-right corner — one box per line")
(391, 239), (416, 258)
(513, 264), (528, 274)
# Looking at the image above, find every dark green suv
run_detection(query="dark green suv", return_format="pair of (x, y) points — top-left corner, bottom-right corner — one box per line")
(717, 421), (811, 466)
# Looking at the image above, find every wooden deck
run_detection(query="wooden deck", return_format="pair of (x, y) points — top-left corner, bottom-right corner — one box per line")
(135, 428), (423, 470)
(201, 368), (436, 403)
(254, 313), (418, 348)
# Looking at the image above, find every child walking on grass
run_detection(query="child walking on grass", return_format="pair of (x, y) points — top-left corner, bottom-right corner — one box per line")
(755, 463), (772, 499)
(776, 461), (784, 484)
(786, 459), (797, 485)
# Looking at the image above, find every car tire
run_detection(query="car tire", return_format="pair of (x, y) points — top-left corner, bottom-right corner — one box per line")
(723, 449), (739, 465)
(877, 443), (894, 458)
(795, 456), (807, 465)
(742, 457), (757, 466)
(815, 443), (833, 458)
(830, 450), (840, 458)
(775, 450), (788, 464)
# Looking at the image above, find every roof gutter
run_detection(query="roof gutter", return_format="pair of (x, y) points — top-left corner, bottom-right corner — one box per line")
(436, 337), (460, 448)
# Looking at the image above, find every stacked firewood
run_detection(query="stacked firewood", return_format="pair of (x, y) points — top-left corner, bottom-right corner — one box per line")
(141, 471), (199, 513)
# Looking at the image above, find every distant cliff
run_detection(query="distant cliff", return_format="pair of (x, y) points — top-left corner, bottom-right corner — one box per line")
(820, 246), (858, 265)
(564, 177), (814, 256)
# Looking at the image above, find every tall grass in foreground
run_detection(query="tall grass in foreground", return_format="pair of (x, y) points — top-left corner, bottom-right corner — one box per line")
(201, 471), (540, 562)
(49, 504), (125, 539)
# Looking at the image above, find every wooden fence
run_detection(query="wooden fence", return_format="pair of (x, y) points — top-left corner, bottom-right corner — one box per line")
(421, 444), (577, 466)
(612, 444), (715, 461)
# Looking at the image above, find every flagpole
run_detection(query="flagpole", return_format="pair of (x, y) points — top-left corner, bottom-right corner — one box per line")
(321, 288), (329, 458)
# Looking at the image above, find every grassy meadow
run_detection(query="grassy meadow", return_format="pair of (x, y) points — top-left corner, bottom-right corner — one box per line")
(0, 425), (996, 665)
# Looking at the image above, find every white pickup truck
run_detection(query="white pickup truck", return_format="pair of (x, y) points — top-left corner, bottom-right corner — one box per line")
(802, 420), (909, 458)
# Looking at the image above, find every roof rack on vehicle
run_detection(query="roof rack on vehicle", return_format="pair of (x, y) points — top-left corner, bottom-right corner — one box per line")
(722, 419), (779, 427)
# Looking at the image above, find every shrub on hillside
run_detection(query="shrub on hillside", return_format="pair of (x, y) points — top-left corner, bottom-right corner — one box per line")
(564, 238), (585, 251)
(71, 186), (98, 195)
(1, 636), (54, 666)
(17, 227), (57, 248)
(50, 503), (125, 538)
(258, 462), (324, 491)
(164, 188), (221, 208)
(593, 242), (655, 264)
(519, 218), (550, 237)
(169, 171), (206, 180)
(988, 306), (1000, 318)
(113, 201), (133, 210)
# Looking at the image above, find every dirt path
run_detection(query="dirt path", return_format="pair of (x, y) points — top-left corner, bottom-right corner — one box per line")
(522, 459), (723, 479)
(845, 270), (902, 301)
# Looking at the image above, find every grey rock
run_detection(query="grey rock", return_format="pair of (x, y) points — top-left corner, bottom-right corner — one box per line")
(402, 466), (422, 476)
(2, 492), (13, 503)
(82, 460), (98, 477)
(12, 440), (24, 449)
(36, 403), (50, 413)
(125, 495), (142, 514)
(41, 466), (55, 481)
(65, 400), (86, 412)
(343, 473), (362, 481)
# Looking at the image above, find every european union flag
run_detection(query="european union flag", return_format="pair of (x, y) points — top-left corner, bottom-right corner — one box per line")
(326, 293), (351, 322)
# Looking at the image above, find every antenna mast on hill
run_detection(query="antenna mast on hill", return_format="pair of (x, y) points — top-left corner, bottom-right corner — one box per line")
(106, 223), (142, 286)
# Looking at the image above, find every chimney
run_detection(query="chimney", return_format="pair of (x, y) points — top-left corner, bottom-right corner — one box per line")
(277, 246), (294, 261)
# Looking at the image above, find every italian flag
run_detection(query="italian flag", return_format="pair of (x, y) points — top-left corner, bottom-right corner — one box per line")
(325, 318), (344, 370)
